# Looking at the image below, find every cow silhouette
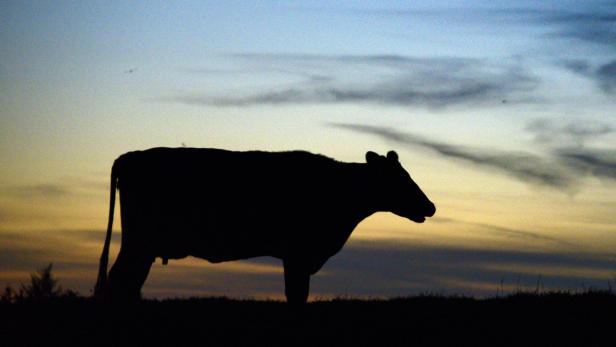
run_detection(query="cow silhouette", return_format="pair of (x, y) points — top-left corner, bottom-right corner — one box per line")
(94, 148), (435, 305)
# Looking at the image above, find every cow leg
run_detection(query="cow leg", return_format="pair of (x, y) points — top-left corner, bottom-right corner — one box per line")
(107, 248), (153, 301)
(106, 190), (154, 301)
(283, 259), (310, 307)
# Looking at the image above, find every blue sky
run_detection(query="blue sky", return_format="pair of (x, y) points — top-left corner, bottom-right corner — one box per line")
(1, 0), (616, 298)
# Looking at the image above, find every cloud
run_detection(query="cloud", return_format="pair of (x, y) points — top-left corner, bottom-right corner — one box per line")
(315, 238), (616, 297)
(562, 59), (592, 74)
(596, 60), (616, 93)
(492, 6), (616, 94)
(550, 11), (616, 47)
(330, 123), (576, 189)
(416, 217), (577, 249)
(343, 5), (616, 51)
(167, 54), (538, 108)
(469, 222), (576, 248)
(1, 184), (71, 199)
(525, 118), (616, 181)
(0, 177), (109, 201)
(538, 7), (616, 94)
(556, 148), (616, 181)
(562, 59), (616, 95)
(491, 5), (616, 48)
(332, 122), (616, 190)
(336, 5), (615, 96)
(526, 118), (615, 145)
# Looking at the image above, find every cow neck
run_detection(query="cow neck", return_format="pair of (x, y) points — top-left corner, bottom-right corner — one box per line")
(340, 162), (380, 223)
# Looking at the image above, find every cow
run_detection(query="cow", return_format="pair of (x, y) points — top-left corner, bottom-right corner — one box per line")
(94, 148), (435, 305)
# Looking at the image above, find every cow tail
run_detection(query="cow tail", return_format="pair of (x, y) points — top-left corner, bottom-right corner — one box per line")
(94, 160), (119, 298)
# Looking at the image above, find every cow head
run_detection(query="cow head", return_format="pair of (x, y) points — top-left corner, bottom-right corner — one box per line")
(366, 150), (436, 223)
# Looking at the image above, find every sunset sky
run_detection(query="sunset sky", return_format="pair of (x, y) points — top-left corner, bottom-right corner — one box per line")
(1, 0), (616, 299)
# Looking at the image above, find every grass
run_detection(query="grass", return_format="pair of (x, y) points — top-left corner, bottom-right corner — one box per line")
(1, 290), (615, 346)
(2, 265), (614, 346)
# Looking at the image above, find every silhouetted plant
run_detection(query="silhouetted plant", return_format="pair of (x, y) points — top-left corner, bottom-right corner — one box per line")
(1, 285), (16, 303)
(19, 263), (63, 301)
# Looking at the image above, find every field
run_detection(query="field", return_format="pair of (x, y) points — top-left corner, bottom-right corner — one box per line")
(1, 292), (615, 346)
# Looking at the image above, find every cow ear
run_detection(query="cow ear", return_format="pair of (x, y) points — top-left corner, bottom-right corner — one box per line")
(366, 151), (381, 165)
(387, 151), (398, 162)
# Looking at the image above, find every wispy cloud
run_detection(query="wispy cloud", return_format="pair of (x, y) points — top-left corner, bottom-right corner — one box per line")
(1, 184), (71, 199)
(549, 10), (616, 47)
(340, 5), (616, 96)
(332, 122), (616, 190)
(526, 118), (615, 145)
(596, 60), (616, 93)
(525, 119), (616, 181)
(0, 176), (109, 201)
(317, 238), (616, 297)
(330, 123), (576, 189)
(562, 59), (616, 95)
(419, 216), (576, 248)
(534, 5), (616, 94)
(483, 5), (616, 48)
(167, 54), (538, 109)
(556, 148), (616, 181)
(342, 4), (616, 51)
(472, 222), (576, 248)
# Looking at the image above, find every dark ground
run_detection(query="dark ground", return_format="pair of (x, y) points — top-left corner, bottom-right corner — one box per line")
(1, 292), (615, 346)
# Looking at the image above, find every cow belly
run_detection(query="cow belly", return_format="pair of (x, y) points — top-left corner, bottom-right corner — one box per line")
(122, 186), (352, 268)
(149, 206), (283, 263)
